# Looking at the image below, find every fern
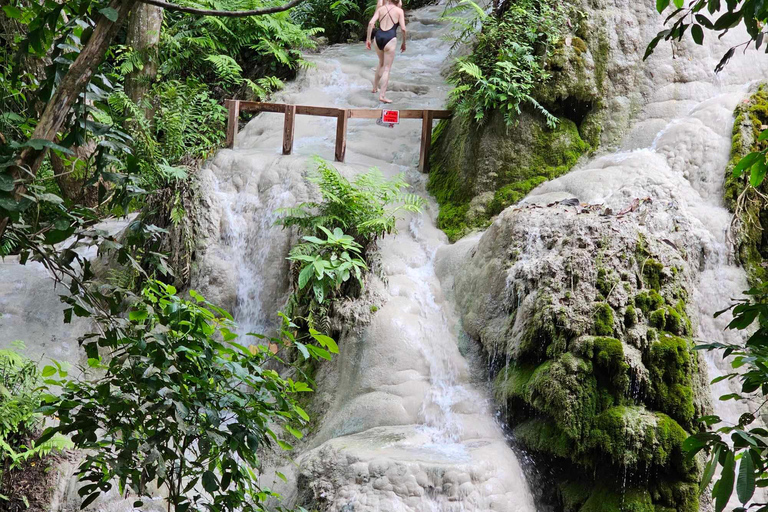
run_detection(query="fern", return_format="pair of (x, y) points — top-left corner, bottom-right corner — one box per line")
(0, 350), (72, 478)
(445, 0), (564, 127)
(276, 159), (425, 246)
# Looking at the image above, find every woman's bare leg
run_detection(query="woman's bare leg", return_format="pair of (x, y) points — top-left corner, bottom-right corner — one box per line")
(378, 38), (397, 103)
(373, 44), (385, 93)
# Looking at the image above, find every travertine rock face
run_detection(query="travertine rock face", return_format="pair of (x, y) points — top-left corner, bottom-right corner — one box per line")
(439, 84), (767, 510)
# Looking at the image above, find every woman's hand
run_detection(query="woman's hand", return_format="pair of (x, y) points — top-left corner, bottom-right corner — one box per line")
(366, 40), (372, 50)
(400, 42), (406, 53)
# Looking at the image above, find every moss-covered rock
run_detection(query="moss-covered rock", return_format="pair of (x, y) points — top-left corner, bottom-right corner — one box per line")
(725, 83), (768, 285)
(453, 206), (710, 512)
(593, 302), (615, 336)
(429, 110), (591, 241)
(645, 333), (697, 428)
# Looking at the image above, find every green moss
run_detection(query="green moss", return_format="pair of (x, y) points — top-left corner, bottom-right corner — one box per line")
(635, 290), (665, 315)
(525, 353), (598, 438)
(487, 176), (548, 216)
(560, 480), (591, 512)
(571, 36), (588, 54)
(645, 333), (696, 427)
(641, 258), (665, 291)
(592, 337), (629, 395)
(650, 481), (698, 512)
(514, 418), (575, 459)
(494, 363), (536, 400)
(649, 306), (690, 336)
(724, 84), (768, 285)
(429, 114), (590, 242)
(579, 485), (655, 512)
(596, 268), (614, 298)
(593, 302), (614, 336)
(624, 305), (637, 328)
(649, 308), (666, 330)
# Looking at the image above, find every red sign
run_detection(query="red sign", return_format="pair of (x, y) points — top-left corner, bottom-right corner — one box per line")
(382, 110), (399, 124)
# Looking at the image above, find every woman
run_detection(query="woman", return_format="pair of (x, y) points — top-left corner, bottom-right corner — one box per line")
(366, 0), (406, 104)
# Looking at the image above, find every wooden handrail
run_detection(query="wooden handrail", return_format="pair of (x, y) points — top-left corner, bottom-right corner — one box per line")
(225, 100), (452, 173)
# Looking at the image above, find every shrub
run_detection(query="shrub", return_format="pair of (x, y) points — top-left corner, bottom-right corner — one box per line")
(289, 225), (368, 305)
(0, 348), (72, 507)
(445, 0), (564, 125)
(38, 281), (334, 511)
(276, 159), (425, 249)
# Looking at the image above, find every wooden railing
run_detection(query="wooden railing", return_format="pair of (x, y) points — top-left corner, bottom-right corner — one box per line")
(225, 100), (451, 173)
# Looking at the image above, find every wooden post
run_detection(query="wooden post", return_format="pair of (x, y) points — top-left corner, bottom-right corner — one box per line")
(226, 99), (240, 148)
(282, 104), (296, 155)
(335, 109), (349, 162)
(419, 110), (434, 173)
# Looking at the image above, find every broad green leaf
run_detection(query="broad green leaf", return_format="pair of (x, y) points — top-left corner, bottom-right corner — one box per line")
(277, 439), (293, 451)
(98, 7), (118, 21)
(0, 174), (13, 192)
(294, 342), (310, 360)
(294, 405), (310, 421)
(657, 0), (670, 13)
(737, 450), (756, 504)
(129, 309), (148, 322)
(298, 264), (314, 290)
(750, 160), (767, 187)
(715, 450), (736, 512)
(702, 445), (721, 491)
(41, 366), (57, 377)
(202, 471), (219, 493)
(692, 24), (704, 44)
(285, 425), (304, 439)
(2, 5), (22, 18)
(732, 152), (762, 178)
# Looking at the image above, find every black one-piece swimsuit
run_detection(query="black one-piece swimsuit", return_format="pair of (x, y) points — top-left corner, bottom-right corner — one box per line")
(374, 8), (399, 49)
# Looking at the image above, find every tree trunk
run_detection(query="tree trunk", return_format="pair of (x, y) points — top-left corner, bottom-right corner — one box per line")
(125, 2), (163, 117)
(50, 140), (102, 207)
(12, 0), (138, 186)
(1, 0), (137, 238)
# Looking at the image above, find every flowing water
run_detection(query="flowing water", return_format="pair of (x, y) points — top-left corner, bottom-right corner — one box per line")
(192, 3), (537, 509)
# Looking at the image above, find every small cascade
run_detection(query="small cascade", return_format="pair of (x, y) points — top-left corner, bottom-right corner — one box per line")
(216, 179), (294, 335)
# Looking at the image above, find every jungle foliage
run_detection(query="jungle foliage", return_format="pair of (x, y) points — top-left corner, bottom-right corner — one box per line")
(277, 160), (423, 332)
(686, 282), (768, 512)
(647, 4), (768, 510)
(0, 347), (72, 509)
(444, 0), (564, 126)
(37, 281), (334, 511)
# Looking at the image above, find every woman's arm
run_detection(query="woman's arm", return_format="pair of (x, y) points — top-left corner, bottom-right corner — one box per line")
(399, 9), (407, 52)
(366, 8), (379, 50)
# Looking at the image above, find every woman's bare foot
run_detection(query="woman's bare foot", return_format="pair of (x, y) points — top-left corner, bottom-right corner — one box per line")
(371, 87), (378, 93)
(379, 96), (392, 103)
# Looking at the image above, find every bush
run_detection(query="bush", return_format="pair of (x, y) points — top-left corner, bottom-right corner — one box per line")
(38, 281), (335, 511)
(445, 0), (564, 125)
(289, 225), (368, 305)
(0, 348), (72, 507)
(277, 160), (423, 331)
(276, 159), (424, 249)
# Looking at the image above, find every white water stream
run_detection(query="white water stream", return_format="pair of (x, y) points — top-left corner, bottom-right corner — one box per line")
(192, 4), (537, 510)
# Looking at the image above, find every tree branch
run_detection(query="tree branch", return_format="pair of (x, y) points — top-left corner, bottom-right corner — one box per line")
(136, 0), (306, 17)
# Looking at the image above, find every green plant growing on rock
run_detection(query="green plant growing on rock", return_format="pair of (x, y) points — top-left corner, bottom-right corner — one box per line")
(0, 348), (72, 507)
(288, 226), (368, 305)
(445, 0), (564, 126)
(685, 280), (768, 512)
(277, 159), (425, 249)
(278, 160), (423, 331)
(37, 281), (333, 511)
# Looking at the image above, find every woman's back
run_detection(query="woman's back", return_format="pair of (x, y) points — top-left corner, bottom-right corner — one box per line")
(375, 4), (402, 31)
